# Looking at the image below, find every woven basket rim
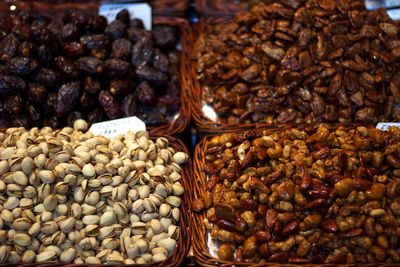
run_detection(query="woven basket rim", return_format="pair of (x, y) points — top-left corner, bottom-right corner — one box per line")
(195, 0), (251, 17)
(0, 129), (192, 267)
(0, 3), (191, 136)
(191, 125), (396, 266)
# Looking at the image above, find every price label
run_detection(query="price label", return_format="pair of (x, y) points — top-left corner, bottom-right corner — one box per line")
(376, 122), (400, 131)
(387, 8), (400, 19)
(365, 0), (400, 10)
(89, 116), (146, 139)
(99, 2), (152, 30)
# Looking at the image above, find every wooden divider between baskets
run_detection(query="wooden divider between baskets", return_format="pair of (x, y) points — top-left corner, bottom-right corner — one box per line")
(0, 130), (192, 267)
(191, 127), (399, 267)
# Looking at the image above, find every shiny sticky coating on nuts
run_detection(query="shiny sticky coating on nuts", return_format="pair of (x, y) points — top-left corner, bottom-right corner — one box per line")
(0, 121), (187, 264)
(0, 9), (180, 128)
(194, 0), (400, 124)
(194, 125), (400, 264)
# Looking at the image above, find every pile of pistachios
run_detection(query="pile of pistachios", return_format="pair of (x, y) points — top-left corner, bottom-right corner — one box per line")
(0, 119), (188, 264)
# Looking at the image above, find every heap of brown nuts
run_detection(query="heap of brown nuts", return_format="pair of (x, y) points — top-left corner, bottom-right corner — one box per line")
(194, 0), (400, 124)
(0, 9), (180, 128)
(193, 125), (400, 264)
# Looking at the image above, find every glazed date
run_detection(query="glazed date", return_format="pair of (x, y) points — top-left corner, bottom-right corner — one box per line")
(54, 81), (81, 116)
(0, 74), (26, 93)
(7, 57), (39, 75)
(76, 57), (103, 74)
(111, 38), (131, 60)
(98, 90), (122, 119)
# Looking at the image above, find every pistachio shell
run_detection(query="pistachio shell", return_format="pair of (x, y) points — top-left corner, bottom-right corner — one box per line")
(157, 238), (177, 252)
(14, 233), (31, 246)
(36, 251), (56, 262)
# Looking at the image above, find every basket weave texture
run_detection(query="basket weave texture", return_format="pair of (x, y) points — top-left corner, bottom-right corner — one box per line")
(195, 0), (254, 16)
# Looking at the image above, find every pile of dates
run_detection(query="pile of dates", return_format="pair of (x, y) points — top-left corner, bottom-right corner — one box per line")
(193, 125), (400, 264)
(194, 0), (400, 124)
(0, 9), (181, 128)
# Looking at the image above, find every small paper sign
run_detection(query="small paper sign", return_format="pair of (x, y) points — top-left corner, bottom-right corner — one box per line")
(376, 122), (400, 131)
(99, 2), (152, 30)
(365, 0), (400, 10)
(89, 116), (146, 139)
(387, 8), (400, 20)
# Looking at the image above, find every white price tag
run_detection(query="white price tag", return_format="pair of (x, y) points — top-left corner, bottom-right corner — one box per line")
(376, 122), (400, 131)
(387, 8), (400, 19)
(365, 0), (400, 10)
(89, 116), (146, 139)
(99, 2), (152, 30)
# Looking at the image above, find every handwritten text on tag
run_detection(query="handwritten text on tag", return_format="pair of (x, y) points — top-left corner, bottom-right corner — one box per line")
(99, 2), (152, 30)
(376, 122), (400, 131)
(89, 116), (146, 139)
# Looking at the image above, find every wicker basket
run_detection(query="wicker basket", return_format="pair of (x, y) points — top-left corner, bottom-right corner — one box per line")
(0, 1), (188, 16)
(0, 130), (192, 267)
(189, 17), (279, 134)
(148, 16), (191, 136)
(191, 126), (400, 266)
(196, 0), (256, 16)
(0, 2), (191, 136)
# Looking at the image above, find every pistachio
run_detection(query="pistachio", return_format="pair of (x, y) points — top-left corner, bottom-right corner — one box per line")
(82, 163), (95, 178)
(13, 171), (28, 186)
(172, 152), (188, 165)
(100, 211), (117, 226)
(158, 238), (177, 252)
(166, 196), (182, 207)
(38, 170), (55, 184)
(0, 161), (9, 176)
(36, 251), (56, 262)
(14, 233), (31, 246)
(60, 247), (76, 263)
(21, 250), (35, 263)
(4, 196), (19, 210)
(73, 119), (88, 132)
